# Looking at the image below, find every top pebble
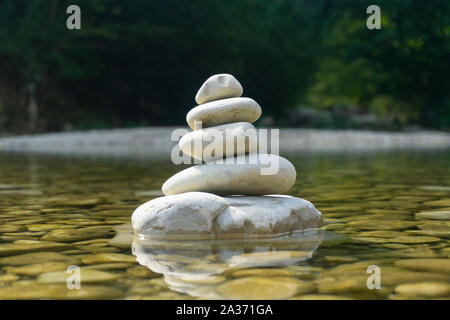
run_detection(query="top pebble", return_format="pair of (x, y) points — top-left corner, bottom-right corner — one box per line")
(195, 74), (243, 104)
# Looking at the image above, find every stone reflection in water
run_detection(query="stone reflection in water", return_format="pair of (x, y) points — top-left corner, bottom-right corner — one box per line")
(132, 230), (323, 299)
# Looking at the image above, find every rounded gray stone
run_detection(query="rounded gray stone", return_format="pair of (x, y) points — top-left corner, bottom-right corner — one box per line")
(186, 97), (261, 130)
(131, 192), (323, 239)
(195, 74), (243, 104)
(179, 122), (258, 162)
(162, 153), (296, 196)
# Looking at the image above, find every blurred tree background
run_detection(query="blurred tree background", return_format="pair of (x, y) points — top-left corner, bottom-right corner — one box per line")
(0, 0), (448, 134)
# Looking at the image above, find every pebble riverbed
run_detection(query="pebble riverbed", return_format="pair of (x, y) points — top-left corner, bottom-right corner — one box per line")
(0, 151), (449, 300)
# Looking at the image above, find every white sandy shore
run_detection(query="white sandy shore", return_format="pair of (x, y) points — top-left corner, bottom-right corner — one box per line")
(0, 127), (449, 157)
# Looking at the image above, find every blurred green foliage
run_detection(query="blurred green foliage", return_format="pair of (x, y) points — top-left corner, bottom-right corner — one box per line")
(0, 0), (448, 132)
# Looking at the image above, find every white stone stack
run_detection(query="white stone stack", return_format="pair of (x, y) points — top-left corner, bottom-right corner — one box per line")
(132, 74), (323, 239)
(164, 74), (296, 196)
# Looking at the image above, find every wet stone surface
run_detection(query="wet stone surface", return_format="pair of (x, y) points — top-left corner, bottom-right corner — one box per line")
(0, 151), (449, 299)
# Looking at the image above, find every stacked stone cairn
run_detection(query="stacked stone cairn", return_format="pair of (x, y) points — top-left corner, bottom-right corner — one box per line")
(132, 74), (323, 239)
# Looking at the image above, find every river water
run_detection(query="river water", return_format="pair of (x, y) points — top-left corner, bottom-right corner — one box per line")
(0, 151), (449, 299)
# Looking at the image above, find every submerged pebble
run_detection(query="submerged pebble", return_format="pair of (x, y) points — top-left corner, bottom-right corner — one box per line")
(390, 236), (442, 244)
(217, 277), (303, 299)
(0, 274), (20, 283)
(126, 266), (159, 278)
(37, 268), (120, 284)
(41, 226), (113, 242)
(348, 220), (417, 231)
(415, 211), (450, 220)
(85, 263), (134, 270)
(394, 282), (450, 298)
(4, 262), (70, 276)
(226, 251), (312, 268)
(0, 282), (123, 299)
(394, 259), (450, 273)
(0, 252), (80, 266)
(290, 294), (353, 300)
(423, 199), (450, 207)
(81, 253), (137, 264)
(0, 241), (74, 257)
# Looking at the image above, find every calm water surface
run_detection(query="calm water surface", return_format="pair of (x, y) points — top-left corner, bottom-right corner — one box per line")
(0, 151), (449, 299)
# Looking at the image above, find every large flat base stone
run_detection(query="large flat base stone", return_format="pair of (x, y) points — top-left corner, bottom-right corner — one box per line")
(132, 192), (323, 239)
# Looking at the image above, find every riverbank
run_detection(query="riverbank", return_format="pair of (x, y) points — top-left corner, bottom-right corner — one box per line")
(0, 127), (449, 157)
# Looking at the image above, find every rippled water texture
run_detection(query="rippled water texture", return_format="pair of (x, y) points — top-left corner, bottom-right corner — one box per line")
(0, 151), (449, 300)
